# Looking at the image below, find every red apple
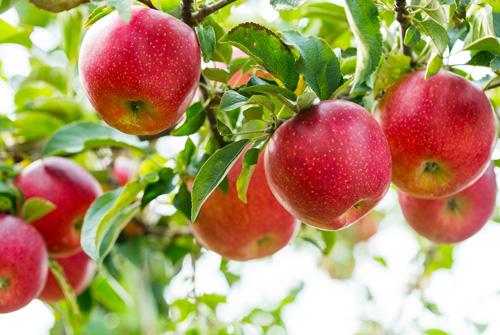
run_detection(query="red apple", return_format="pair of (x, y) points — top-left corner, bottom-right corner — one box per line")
(375, 70), (497, 198)
(16, 157), (103, 257)
(79, 6), (201, 135)
(38, 251), (96, 303)
(0, 215), (48, 313)
(189, 152), (299, 261)
(343, 210), (384, 242)
(264, 100), (392, 230)
(398, 163), (497, 244)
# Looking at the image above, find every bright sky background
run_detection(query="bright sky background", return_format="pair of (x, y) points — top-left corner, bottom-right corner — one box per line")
(2, 2), (500, 335)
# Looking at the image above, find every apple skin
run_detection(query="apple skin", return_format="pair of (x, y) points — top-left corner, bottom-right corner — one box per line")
(375, 70), (497, 198)
(264, 100), (392, 231)
(189, 152), (300, 261)
(79, 6), (201, 135)
(16, 157), (103, 257)
(0, 215), (48, 313)
(38, 251), (96, 303)
(398, 163), (497, 244)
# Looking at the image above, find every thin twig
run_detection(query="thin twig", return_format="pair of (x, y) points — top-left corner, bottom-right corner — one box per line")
(136, 0), (158, 10)
(395, 0), (412, 60)
(484, 77), (500, 91)
(192, 0), (239, 23)
(199, 75), (228, 148)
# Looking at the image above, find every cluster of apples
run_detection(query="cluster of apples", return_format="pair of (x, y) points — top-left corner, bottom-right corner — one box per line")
(0, 157), (101, 313)
(376, 70), (497, 243)
(77, 6), (497, 261)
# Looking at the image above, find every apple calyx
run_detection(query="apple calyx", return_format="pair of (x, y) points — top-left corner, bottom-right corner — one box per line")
(446, 198), (460, 212)
(424, 161), (440, 174)
(0, 277), (9, 290)
(74, 218), (84, 231)
(126, 100), (147, 115)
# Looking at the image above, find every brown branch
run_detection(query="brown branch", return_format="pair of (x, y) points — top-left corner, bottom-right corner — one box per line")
(199, 75), (227, 148)
(395, 0), (412, 60)
(181, 0), (194, 26)
(192, 0), (239, 23)
(136, 0), (158, 9)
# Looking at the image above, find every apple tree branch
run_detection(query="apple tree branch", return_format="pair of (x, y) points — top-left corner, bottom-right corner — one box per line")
(395, 0), (412, 59)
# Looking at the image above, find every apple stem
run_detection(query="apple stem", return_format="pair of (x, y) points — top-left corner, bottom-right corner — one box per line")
(137, 0), (158, 10)
(199, 75), (228, 148)
(395, 0), (413, 60)
(192, 0), (239, 23)
(0, 278), (9, 289)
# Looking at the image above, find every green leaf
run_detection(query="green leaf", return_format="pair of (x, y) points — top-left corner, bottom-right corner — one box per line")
(195, 25), (216, 63)
(22, 197), (56, 223)
(13, 112), (64, 141)
(426, 47), (443, 79)
(81, 174), (158, 262)
(58, 9), (83, 64)
(171, 102), (205, 136)
(424, 330), (450, 335)
(177, 137), (196, 172)
(217, 120), (234, 140)
(242, 106), (264, 124)
(28, 0), (88, 12)
(417, 0), (451, 28)
(466, 51), (496, 66)
(270, 0), (307, 11)
(374, 55), (412, 97)
(200, 294), (226, 310)
(0, 18), (32, 47)
(297, 92), (317, 111)
(236, 147), (261, 203)
(344, 0), (383, 92)
(404, 25), (421, 46)
(418, 19), (449, 54)
(426, 245), (454, 272)
(424, 302), (441, 315)
(203, 17), (232, 64)
(90, 273), (132, 312)
(473, 323), (488, 334)
(220, 91), (249, 112)
(191, 139), (251, 222)
(108, 0), (133, 23)
(141, 168), (180, 209)
(220, 22), (300, 91)
(43, 121), (148, 157)
(48, 258), (79, 314)
(84, 6), (116, 28)
(0, 0), (22, 14)
(463, 5), (500, 54)
(373, 257), (387, 267)
(173, 182), (192, 219)
(281, 31), (341, 100)
(239, 77), (297, 101)
(491, 54), (500, 74)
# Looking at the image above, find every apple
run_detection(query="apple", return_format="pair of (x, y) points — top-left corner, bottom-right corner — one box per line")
(264, 100), (392, 230)
(38, 251), (96, 303)
(16, 157), (103, 257)
(375, 70), (497, 198)
(0, 215), (48, 313)
(398, 163), (497, 244)
(342, 210), (384, 243)
(79, 6), (201, 135)
(189, 152), (300, 261)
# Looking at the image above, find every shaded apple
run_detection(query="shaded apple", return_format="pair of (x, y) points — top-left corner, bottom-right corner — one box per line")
(79, 6), (201, 135)
(264, 100), (392, 230)
(398, 163), (497, 244)
(342, 210), (384, 243)
(16, 157), (103, 257)
(0, 215), (48, 313)
(189, 152), (299, 261)
(376, 70), (497, 198)
(38, 251), (96, 303)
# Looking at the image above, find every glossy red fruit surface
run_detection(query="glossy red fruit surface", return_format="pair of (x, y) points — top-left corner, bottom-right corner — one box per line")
(264, 100), (392, 230)
(0, 215), (48, 313)
(16, 157), (103, 257)
(376, 70), (497, 198)
(79, 6), (201, 135)
(399, 163), (497, 244)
